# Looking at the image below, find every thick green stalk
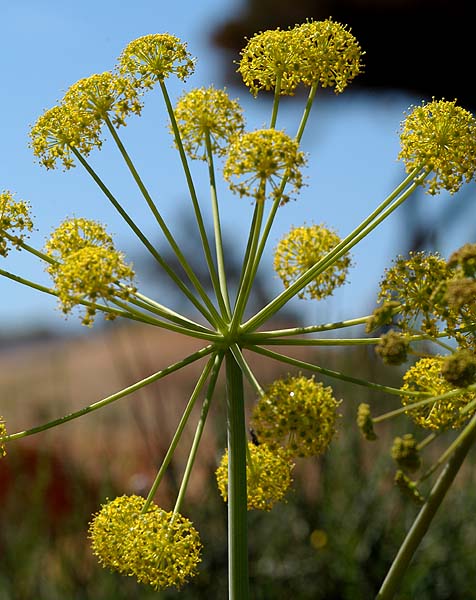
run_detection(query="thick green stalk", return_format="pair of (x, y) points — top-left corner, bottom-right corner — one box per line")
(159, 78), (225, 317)
(71, 148), (215, 323)
(225, 351), (250, 600)
(173, 352), (224, 514)
(103, 116), (225, 330)
(295, 81), (319, 143)
(1, 345), (215, 443)
(205, 129), (231, 317)
(242, 167), (426, 332)
(269, 74), (282, 128)
(142, 353), (218, 513)
(376, 413), (476, 600)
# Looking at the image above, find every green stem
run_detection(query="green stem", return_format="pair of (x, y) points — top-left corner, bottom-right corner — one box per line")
(205, 128), (231, 317)
(142, 353), (218, 513)
(246, 345), (425, 397)
(71, 148), (215, 323)
(0, 230), (55, 265)
(103, 116), (224, 330)
(376, 413), (476, 600)
(159, 78), (224, 319)
(230, 344), (264, 396)
(1, 345), (215, 443)
(225, 351), (250, 600)
(269, 73), (282, 128)
(243, 314), (375, 339)
(173, 352), (224, 514)
(295, 81), (319, 143)
(243, 167), (426, 332)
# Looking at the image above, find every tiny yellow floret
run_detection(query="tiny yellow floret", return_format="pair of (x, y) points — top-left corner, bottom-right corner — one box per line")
(0, 190), (34, 257)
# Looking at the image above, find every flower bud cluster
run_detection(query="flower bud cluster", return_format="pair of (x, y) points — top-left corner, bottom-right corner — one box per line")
(0, 191), (34, 257)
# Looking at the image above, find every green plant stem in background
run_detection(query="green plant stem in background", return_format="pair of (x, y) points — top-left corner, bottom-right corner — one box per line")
(174, 352), (224, 514)
(376, 413), (476, 600)
(225, 351), (250, 600)
(205, 128), (232, 317)
(0, 345), (214, 443)
(142, 353), (218, 513)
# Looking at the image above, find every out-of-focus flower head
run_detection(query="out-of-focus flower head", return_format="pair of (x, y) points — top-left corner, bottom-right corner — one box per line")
(223, 128), (306, 203)
(401, 356), (476, 430)
(0, 190), (34, 257)
(391, 434), (421, 473)
(251, 375), (340, 457)
(89, 494), (202, 590)
(173, 86), (245, 160)
(45, 218), (135, 325)
(118, 34), (195, 89)
(399, 99), (476, 195)
(273, 223), (351, 299)
(215, 443), (294, 511)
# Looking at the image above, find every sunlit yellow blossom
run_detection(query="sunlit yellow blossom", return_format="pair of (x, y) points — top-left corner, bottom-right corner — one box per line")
(30, 104), (102, 170)
(251, 375), (340, 457)
(0, 418), (7, 457)
(118, 34), (195, 89)
(62, 72), (142, 128)
(216, 443), (294, 511)
(273, 223), (351, 299)
(45, 218), (135, 325)
(401, 356), (476, 430)
(173, 86), (245, 160)
(223, 129), (306, 203)
(295, 18), (363, 92)
(378, 251), (451, 336)
(0, 190), (34, 257)
(238, 27), (305, 96)
(399, 99), (476, 194)
(89, 495), (202, 590)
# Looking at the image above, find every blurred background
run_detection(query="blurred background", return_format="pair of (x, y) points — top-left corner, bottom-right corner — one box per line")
(1, 0), (476, 597)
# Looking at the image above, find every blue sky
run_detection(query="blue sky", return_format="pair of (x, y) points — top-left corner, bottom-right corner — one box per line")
(1, 0), (474, 336)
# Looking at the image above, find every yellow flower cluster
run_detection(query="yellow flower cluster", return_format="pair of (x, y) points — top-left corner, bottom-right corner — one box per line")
(356, 403), (377, 441)
(0, 190), (34, 257)
(89, 495), (202, 590)
(251, 375), (340, 457)
(399, 99), (476, 195)
(238, 18), (363, 96)
(401, 356), (476, 430)
(0, 418), (7, 457)
(273, 223), (351, 299)
(223, 129), (306, 203)
(45, 218), (135, 325)
(215, 443), (294, 511)
(118, 33), (195, 88)
(173, 86), (245, 160)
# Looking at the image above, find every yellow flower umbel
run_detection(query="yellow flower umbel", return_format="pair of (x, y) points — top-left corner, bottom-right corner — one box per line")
(295, 18), (363, 92)
(216, 443), (294, 511)
(0, 418), (7, 457)
(238, 27), (305, 96)
(118, 33), (195, 89)
(89, 495), (202, 591)
(274, 223), (351, 300)
(251, 375), (340, 457)
(173, 86), (245, 160)
(399, 99), (476, 195)
(30, 104), (102, 170)
(45, 218), (135, 325)
(401, 356), (476, 430)
(0, 190), (34, 257)
(62, 72), (142, 129)
(223, 129), (306, 203)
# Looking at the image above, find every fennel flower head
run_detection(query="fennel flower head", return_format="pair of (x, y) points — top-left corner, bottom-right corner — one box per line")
(173, 86), (245, 160)
(0, 418), (7, 458)
(118, 33), (195, 89)
(251, 375), (340, 457)
(274, 223), (352, 299)
(45, 218), (135, 325)
(401, 356), (476, 430)
(223, 128), (306, 203)
(399, 99), (476, 195)
(0, 190), (34, 257)
(238, 18), (363, 96)
(216, 443), (294, 511)
(89, 495), (202, 591)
